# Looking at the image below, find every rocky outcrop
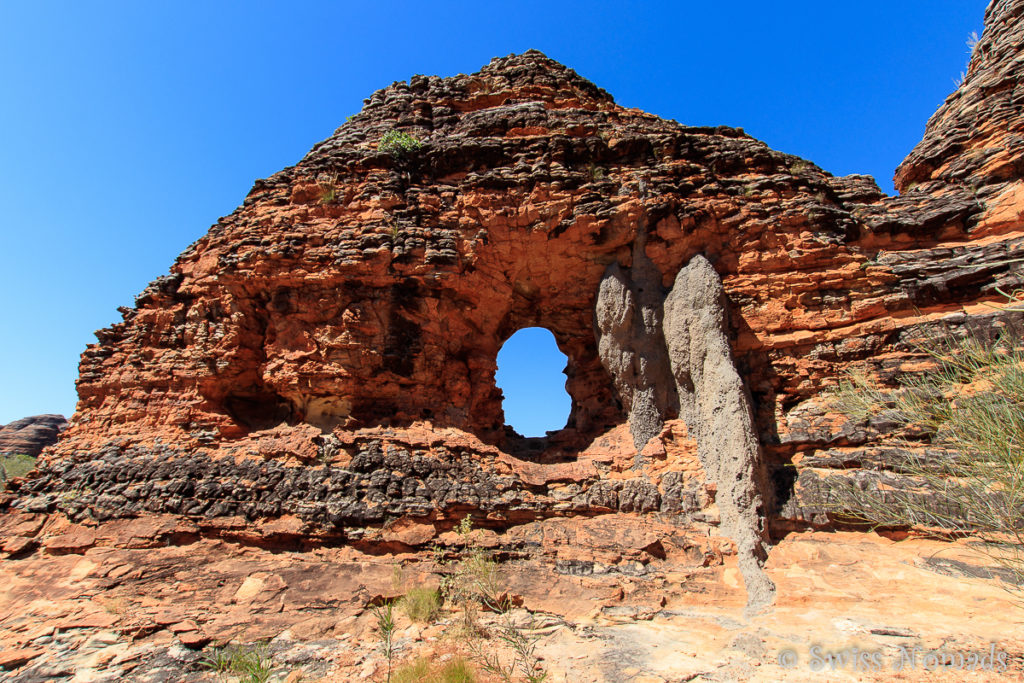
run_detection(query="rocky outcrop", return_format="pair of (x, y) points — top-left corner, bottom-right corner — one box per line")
(596, 252), (775, 609)
(0, 520), (1021, 681)
(0, 415), (66, 458)
(895, 0), (1024, 194)
(5, 0), (1024, 613)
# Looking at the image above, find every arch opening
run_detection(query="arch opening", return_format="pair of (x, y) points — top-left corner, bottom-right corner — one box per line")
(495, 327), (571, 438)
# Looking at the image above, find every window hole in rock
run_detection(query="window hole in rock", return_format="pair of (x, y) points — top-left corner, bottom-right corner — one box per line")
(496, 327), (571, 439)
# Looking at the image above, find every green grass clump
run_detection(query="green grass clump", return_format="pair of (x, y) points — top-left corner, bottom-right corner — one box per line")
(826, 330), (1024, 591)
(201, 642), (274, 683)
(399, 586), (441, 623)
(316, 172), (338, 205)
(379, 130), (423, 157)
(0, 453), (35, 490)
(393, 657), (476, 683)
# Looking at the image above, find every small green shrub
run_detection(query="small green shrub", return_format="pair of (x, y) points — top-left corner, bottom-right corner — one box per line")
(399, 587), (441, 623)
(788, 159), (809, 174)
(201, 641), (274, 683)
(379, 130), (423, 157)
(434, 516), (549, 682)
(373, 602), (397, 683)
(393, 657), (476, 683)
(0, 453), (35, 490)
(467, 614), (548, 683)
(317, 172), (338, 205)
(436, 517), (503, 634)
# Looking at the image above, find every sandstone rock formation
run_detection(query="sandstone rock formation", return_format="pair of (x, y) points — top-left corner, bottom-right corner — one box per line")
(594, 225), (678, 455)
(595, 251), (774, 609)
(0, 415), (67, 458)
(4, 0), (1024, 626)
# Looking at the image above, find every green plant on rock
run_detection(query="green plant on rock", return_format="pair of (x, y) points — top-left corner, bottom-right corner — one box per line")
(436, 516), (502, 635)
(393, 657), (477, 683)
(373, 601), (398, 683)
(824, 328), (1024, 593)
(317, 172), (338, 205)
(201, 641), (274, 683)
(955, 31), (983, 87)
(433, 516), (549, 682)
(466, 611), (548, 683)
(55, 485), (93, 509)
(788, 159), (809, 174)
(398, 586), (441, 623)
(379, 130), (423, 157)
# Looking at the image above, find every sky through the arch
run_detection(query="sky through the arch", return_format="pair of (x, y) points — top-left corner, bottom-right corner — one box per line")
(497, 328), (571, 436)
(0, 1), (986, 425)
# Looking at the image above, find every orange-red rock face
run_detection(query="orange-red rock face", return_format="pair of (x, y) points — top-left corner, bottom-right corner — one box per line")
(9, 1), (1024, 606)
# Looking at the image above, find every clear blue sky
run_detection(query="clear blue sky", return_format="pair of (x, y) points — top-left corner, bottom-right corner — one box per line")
(0, 2), (985, 433)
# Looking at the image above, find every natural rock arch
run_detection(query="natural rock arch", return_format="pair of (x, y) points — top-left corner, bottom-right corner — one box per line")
(18, 8), (1024, 612)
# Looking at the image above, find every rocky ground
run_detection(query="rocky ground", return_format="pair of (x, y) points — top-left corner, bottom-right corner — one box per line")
(1, 513), (1021, 682)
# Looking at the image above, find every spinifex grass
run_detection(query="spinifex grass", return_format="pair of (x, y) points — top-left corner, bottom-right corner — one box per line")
(826, 330), (1024, 593)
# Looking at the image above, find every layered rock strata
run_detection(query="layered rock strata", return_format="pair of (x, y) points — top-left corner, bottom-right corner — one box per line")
(0, 415), (67, 458)
(6, 0), (1024, 611)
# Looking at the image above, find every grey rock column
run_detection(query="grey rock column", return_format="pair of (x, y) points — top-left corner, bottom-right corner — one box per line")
(663, 255), (775, 611)
(594, 225), (679, 455)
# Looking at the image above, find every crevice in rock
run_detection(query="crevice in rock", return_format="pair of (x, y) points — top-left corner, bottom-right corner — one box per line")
(224, 391), (294, 431)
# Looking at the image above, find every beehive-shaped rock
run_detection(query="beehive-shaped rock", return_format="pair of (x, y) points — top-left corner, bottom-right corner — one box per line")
(12, 1), (1024, 608)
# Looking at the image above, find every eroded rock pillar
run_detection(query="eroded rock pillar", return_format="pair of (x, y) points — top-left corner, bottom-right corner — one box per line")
(594, 226), (678, 453)
(663, 255), (775, 610)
